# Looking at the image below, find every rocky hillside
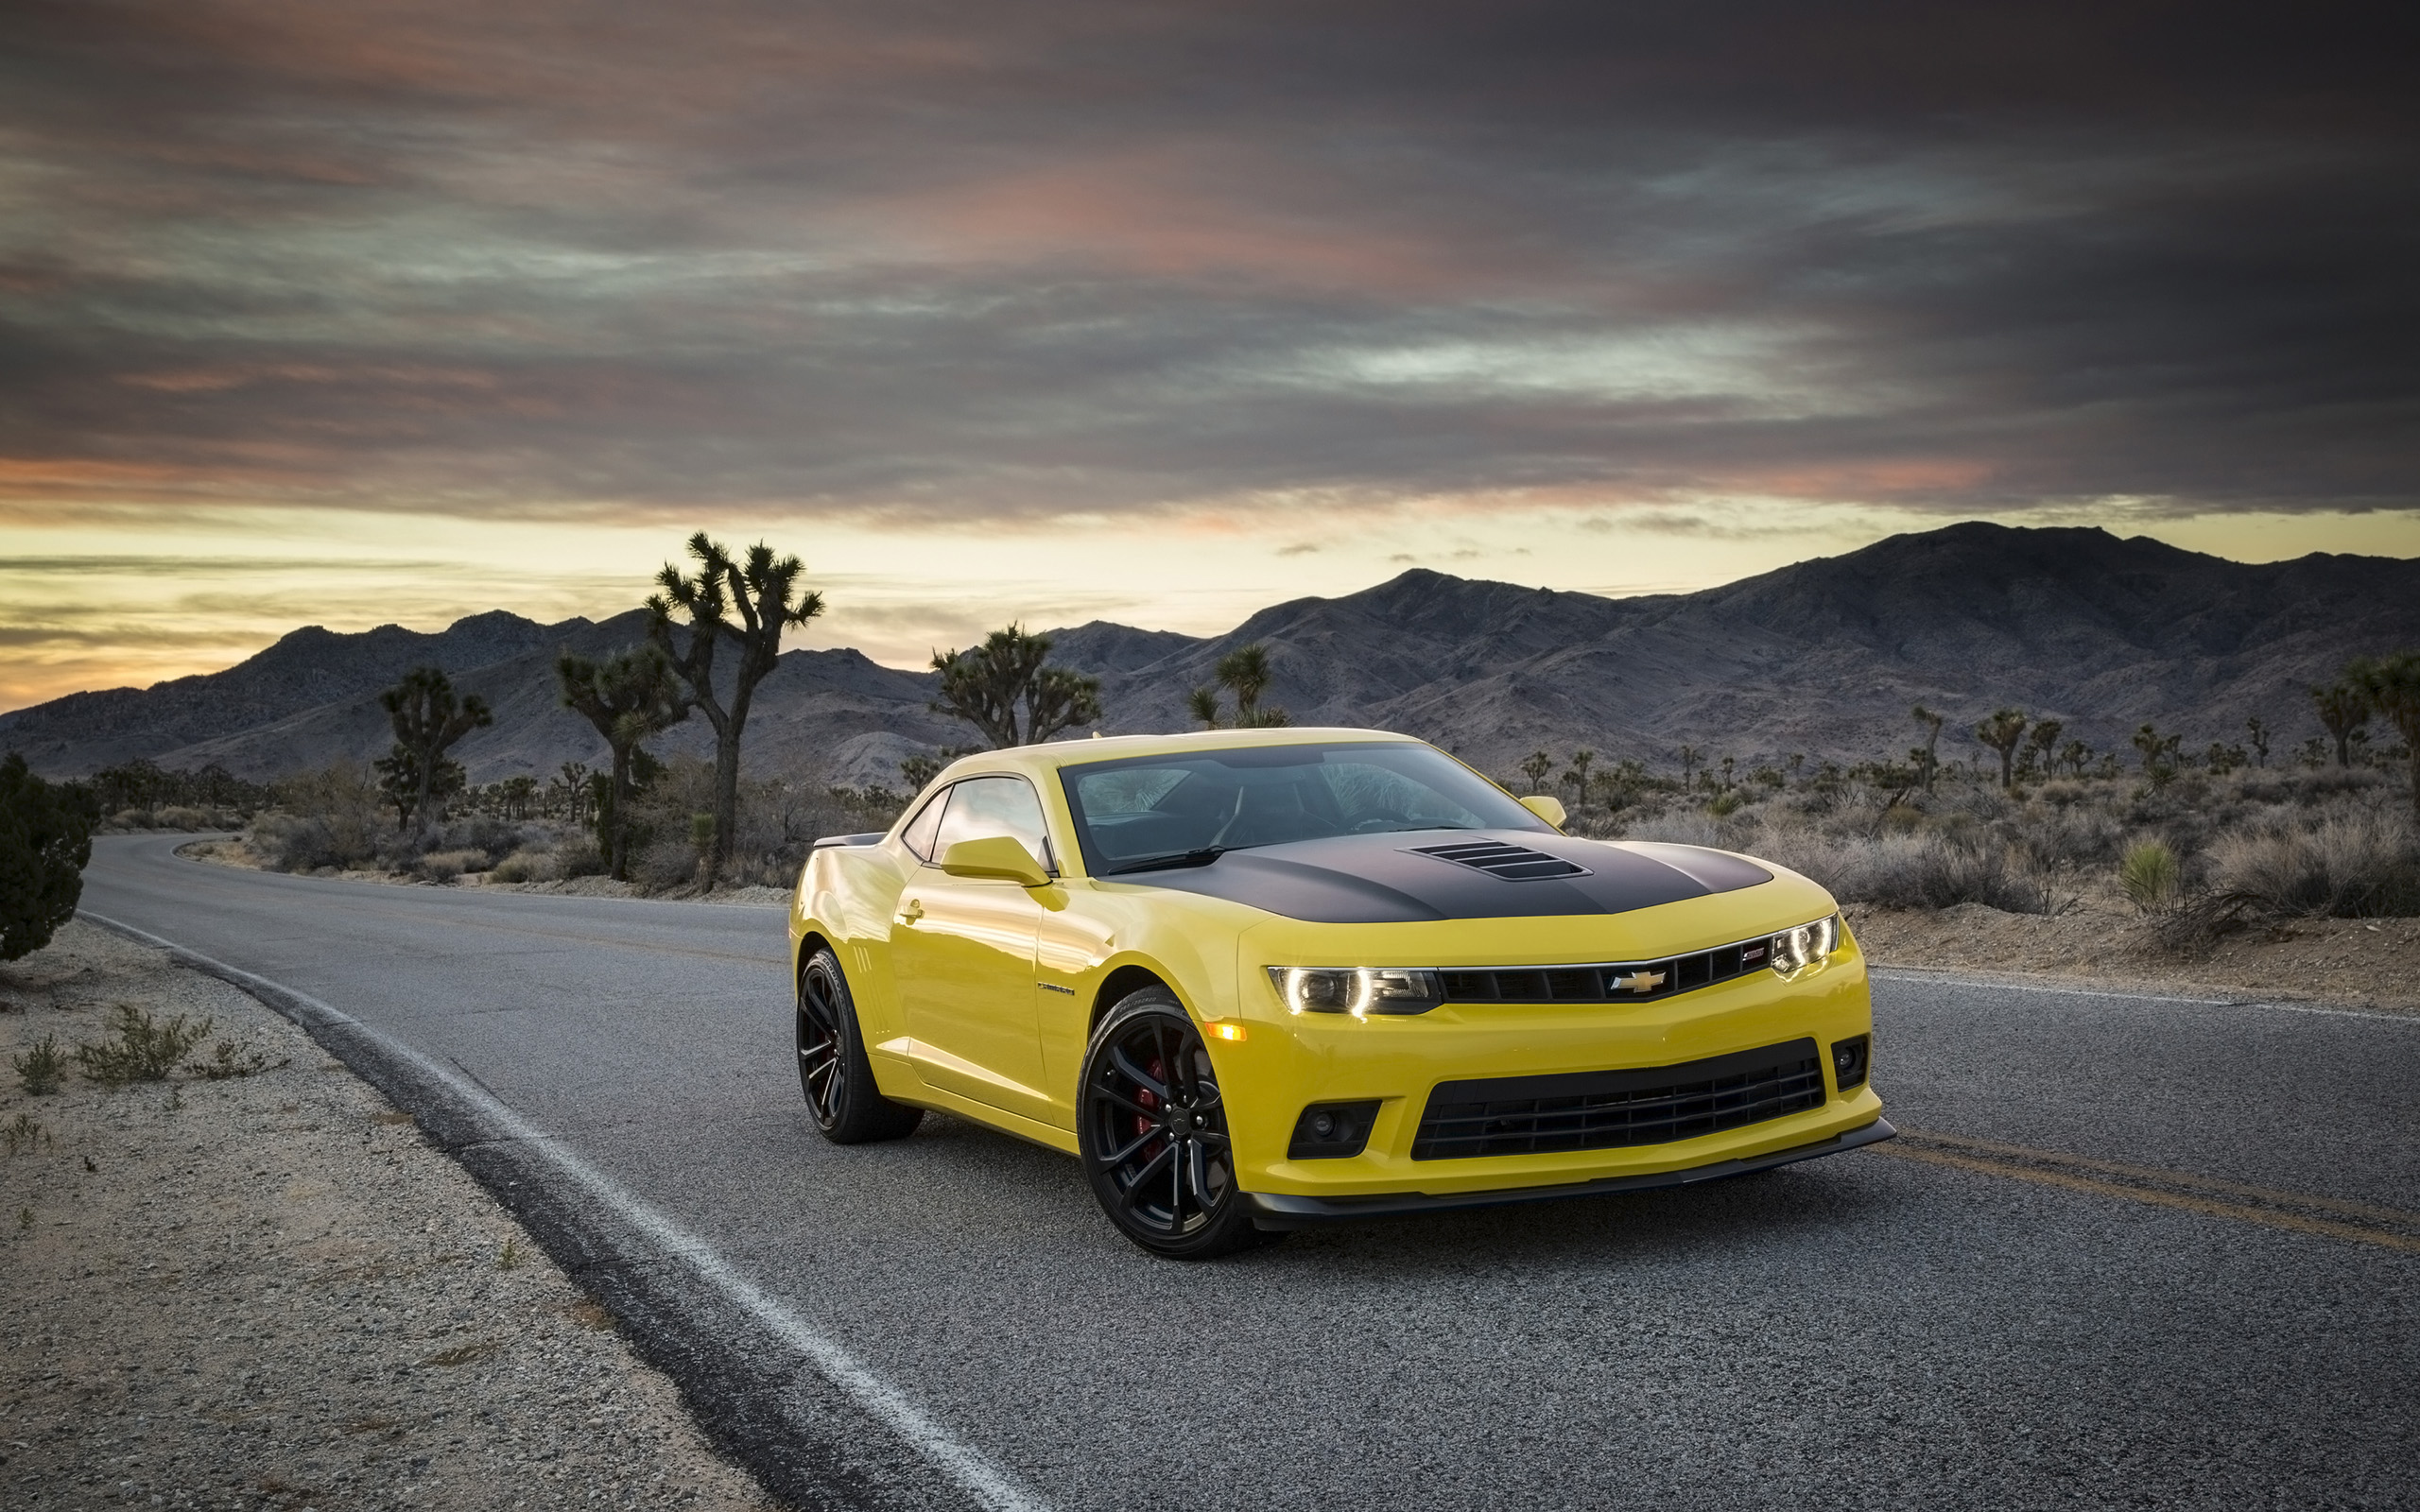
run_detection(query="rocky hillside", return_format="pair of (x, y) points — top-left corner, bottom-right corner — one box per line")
(6, 523), (2415, 787)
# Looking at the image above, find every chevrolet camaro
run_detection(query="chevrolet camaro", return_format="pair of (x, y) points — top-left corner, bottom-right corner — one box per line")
(787, 728), (1892, 1259)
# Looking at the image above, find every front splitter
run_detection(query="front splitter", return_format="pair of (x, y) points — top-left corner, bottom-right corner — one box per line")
(1245, 1116), (1896, 1228)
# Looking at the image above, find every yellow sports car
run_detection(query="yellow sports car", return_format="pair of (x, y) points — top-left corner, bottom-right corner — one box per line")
(789, 728), (1890, 1258)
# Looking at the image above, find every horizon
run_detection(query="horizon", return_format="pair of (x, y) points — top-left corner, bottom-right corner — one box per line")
(5, 6), (2416, 713)
(9, 518), (2416, 712)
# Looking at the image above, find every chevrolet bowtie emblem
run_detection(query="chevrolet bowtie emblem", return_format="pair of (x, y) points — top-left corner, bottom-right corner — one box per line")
(1614, 970), (1667, 994)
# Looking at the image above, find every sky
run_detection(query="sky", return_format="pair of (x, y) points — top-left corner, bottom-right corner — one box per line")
(4, 1), (2416, 712)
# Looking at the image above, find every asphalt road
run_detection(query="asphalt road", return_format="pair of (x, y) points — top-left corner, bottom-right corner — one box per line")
(80, 835), (2420, 1511)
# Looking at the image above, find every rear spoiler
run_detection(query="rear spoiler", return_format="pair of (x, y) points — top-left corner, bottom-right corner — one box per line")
(810, 833), (886, 850)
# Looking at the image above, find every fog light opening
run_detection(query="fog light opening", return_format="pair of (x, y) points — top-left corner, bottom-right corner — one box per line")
(1830, 1034), (1871, 1091)
(1288, 1099), (1381, 1160)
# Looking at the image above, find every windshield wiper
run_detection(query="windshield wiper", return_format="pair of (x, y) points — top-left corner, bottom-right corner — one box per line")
(1103, 846), (1229, 875)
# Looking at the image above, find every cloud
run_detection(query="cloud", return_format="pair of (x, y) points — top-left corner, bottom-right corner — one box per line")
(1275, 542), (1320, 557)
(0, 0), (2411, 541)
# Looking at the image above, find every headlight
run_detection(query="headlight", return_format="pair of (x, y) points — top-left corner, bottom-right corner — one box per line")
(1769, 914), (1842, 980)
(1265, 966), (1444, 1016)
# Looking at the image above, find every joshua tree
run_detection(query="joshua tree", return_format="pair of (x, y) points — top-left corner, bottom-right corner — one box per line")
(2022, 718), (2064, 781)
(1788, 752), (1806, 782)
(648, 534), (825, 887)
(548, 762), (593, 824)
(2130, 723), (2182, 782)
(2244, 715), (2270, 769)
(378, 667), (492, 840)
(558, 644), (692, 882)
(1974, 708), (2029, 791)
(2312, 678), (2371, 768)
(931, 624), (1103, 748)
(1190, 644), (1288, 730)
(899, 753), (944, 793)
(1910, 705), (1945, 792)
(2345, 652), (2420, 816)
(1677, 744), (1702, 788)
(1520, 749), (1554, 793)
(1564, 748), (1595, 798)
(1718, 755), (1737, 791)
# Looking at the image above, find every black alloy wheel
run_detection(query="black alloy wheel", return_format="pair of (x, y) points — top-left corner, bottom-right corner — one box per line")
(1078, 989), (1272, 1259)
(797, 947), (923, 1144)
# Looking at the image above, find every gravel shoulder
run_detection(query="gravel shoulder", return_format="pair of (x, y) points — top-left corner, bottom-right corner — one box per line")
(1847, 900), (2420, 1014)
(0, 920), (776, 1511)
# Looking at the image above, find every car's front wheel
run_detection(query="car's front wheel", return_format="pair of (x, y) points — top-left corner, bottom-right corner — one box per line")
(797, 947), (923, 1143)
(1078, 989), (1273, 1260)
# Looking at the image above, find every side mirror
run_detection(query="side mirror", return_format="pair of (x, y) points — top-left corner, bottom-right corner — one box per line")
(1518, 794), (1567, 829)
(938, 835), (1053, 887)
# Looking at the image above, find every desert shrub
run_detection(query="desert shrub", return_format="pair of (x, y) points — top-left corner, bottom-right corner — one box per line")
(74, 1003), (214, 1086)
(189, 1038), (281, 1079)
(13, 1032), (65, 1094)
(412, 848), (488, 883)
(632, 833), (704, 891)
(251, 813), (376, 872)
(111, 806), (156, 829)
(2206, 813), (2420, 918)
(490, 848), (563, 884)
(154, 805), (212, 830)
(2012, 803), (2127, 869)
(556, 838), (607, 878)
(1814, 833), (2051, 914)
(1620, 812), (1721, 847)
(1, 752), (99, 961)
(2119, 840), (2181, 912)
(251, 759), (384, 870)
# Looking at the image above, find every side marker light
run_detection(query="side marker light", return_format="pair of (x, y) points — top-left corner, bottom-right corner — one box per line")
(1206, 1022), (1248, 1041)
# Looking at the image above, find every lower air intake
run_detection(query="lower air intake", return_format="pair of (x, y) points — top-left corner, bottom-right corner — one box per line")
(1410, 1039), (1824, 1160)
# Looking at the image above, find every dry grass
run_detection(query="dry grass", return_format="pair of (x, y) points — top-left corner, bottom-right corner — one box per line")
(1580, 765), (2416, 937)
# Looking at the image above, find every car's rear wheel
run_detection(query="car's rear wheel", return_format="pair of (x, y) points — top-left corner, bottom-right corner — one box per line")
(1078, 989), (1273, 1260)
(797, 947), (923, 1143)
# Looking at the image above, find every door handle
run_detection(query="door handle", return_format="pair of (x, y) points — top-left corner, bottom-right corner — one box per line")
(898, 898), (925, 924)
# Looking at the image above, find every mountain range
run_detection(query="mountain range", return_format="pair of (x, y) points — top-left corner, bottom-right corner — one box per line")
(6, 523), (2415, 789)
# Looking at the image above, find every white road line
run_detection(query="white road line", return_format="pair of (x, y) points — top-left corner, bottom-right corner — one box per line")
(81, 909), (1050, 1512)
(1869, 966), (2417, 1022)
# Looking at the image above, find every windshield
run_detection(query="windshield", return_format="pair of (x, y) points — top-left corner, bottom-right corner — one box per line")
(1059, 740), (1549, 873)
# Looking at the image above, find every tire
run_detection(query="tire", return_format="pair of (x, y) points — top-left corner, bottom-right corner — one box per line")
(1077, 988), (1275, 1260)
(797, 947), (923, 1144)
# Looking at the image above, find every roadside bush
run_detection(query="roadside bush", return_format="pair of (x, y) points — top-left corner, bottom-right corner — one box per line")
(412, 849), (489, 883)
(556, 838), (607, 878)
(1, 751), (99, 961)
(154, 805), (213, 830)
(251, 812), (376, 873)
(489, 848), (563, 884)
(2119, 840), (2181, 912)
(1820, 833), (2051, 914)
(74, 1003), (213, 1086)
(12, 1032), (65, 1094)
(2206, 813), (2420, 918)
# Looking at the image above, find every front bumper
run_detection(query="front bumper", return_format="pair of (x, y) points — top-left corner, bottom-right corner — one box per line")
(1245, 1115), (1895, 1228)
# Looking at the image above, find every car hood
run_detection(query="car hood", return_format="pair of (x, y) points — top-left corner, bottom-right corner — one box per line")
(1100, 830), (1771, 923)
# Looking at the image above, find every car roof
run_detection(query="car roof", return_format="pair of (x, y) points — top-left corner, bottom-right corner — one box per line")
(942, 727), (1427, 781)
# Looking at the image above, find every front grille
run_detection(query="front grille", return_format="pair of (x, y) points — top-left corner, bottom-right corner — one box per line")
(1408, 839), (1591, 880)
(1410, 1039), (1825, 1160)
(1440, 936), (1770, 1005)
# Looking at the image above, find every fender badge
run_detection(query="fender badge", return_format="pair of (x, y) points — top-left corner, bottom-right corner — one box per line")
(1613, 970), (1668, 994)
(1038, 982), (1078, 995)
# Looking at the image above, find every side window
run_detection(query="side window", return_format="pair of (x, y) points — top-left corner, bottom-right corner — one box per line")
(928, 776), (1056, 873)
(897, 787), (949, 862)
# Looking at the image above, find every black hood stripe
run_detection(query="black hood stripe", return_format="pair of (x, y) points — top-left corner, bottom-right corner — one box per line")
(1109, 831), (1770, 923)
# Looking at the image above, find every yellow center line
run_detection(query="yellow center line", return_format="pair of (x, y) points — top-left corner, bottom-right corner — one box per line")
(1896, 1126), (2420, 1227)
(1874, 1137), (2420, 1256)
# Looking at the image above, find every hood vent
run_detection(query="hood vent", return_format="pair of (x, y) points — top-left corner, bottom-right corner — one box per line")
(1408, 839), (1591, 881)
